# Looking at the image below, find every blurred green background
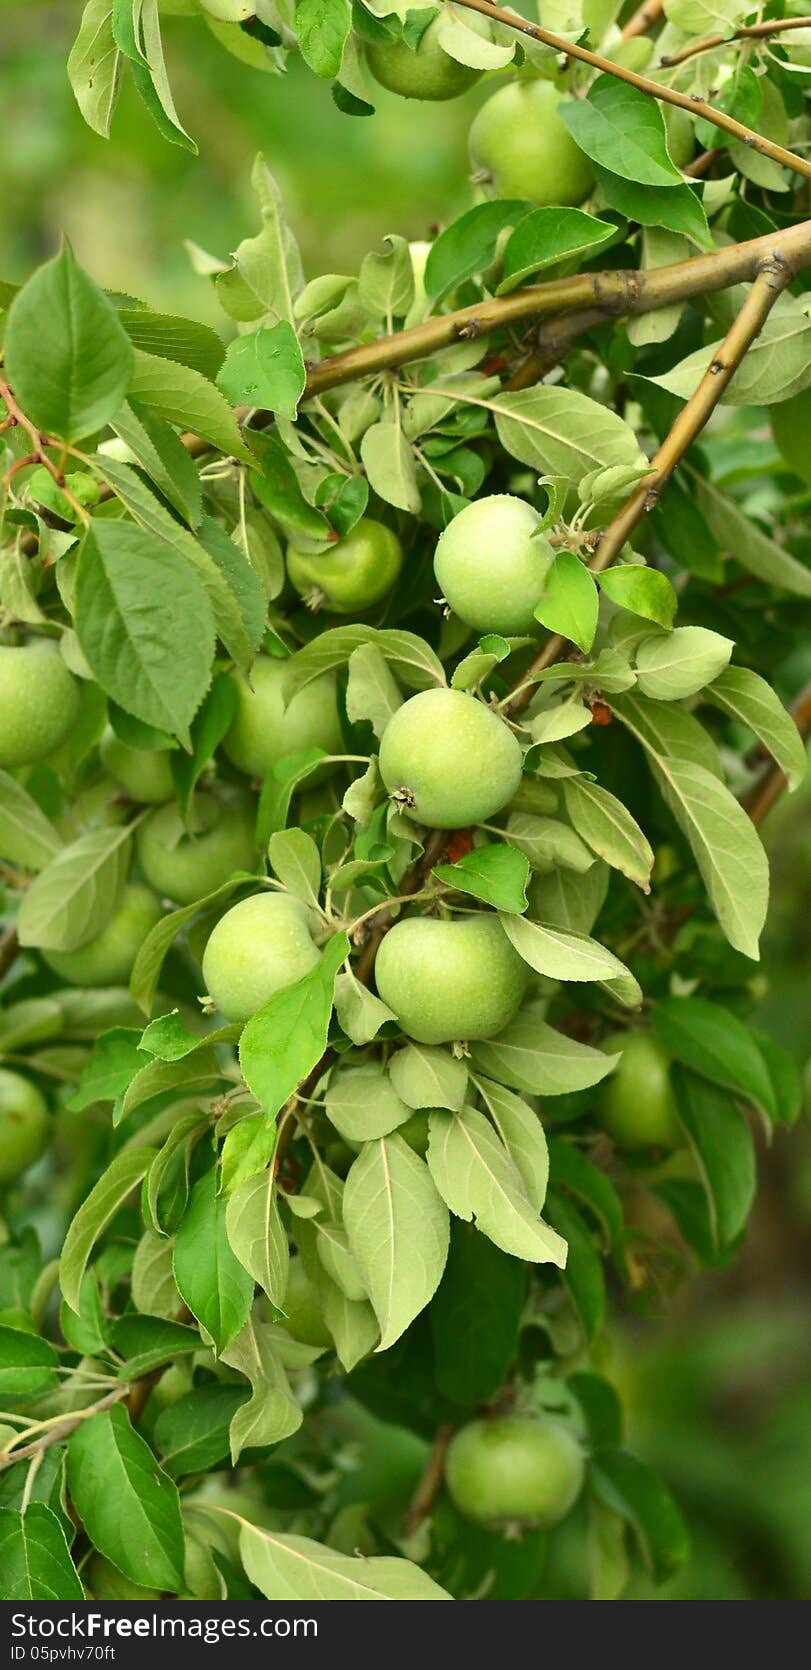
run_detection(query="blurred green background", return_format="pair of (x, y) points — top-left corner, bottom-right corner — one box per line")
(3, 0), (810, 1601)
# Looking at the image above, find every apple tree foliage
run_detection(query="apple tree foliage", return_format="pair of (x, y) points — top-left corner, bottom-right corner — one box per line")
(0, 0), (810, 1603)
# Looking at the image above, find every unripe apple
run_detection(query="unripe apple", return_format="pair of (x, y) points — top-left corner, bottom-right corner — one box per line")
(378, 687), (522, 828)
(597, 1030), (683, 1150)
(99, 727), (174, 804)
(0, 1070), (51, 1185)
(136, 787), (257, 905)
(282, 1258), (331, 1348)
(366, 7), (493, 102)
(445, 1415), (585, 1528)
(434, 494), (554, 635)
(287, 518), (403, 615)
(85, 1553), (160, 1601)
(198, 0), (254, 20)
(202, 892), (321, 1023)
(0, 642), (81, 769)
(469, 79), (594, 207)
(42, 883), (162, 988)
(223, 657), (343, 779)
(374, 914), (527, 1044)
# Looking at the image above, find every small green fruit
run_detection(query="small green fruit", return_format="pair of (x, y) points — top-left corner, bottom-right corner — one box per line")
(378, 688), (522, 828)
(374, 914), (527, 1044)
(469, 80), (594, 207)
(281, 1258), (331, 1348)
(598, 1030), (683, 1150)
(0, 642), (81, 769)
(100, 728), (174, 803)
(223, 656), (343, 780)
(136, 787), (257, 905)
(0, 1070), (51, 1185)
(202, 892), (321, 1023)
(43, 883), (162, 988)
(366, 8), (492, 102)
(434, 494), (554, 635)
(287, 518), (403, 614)
(446, 1415), (585, 1528)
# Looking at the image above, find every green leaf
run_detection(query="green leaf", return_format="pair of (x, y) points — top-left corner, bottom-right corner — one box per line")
(282, 624), (445, 701)
(0, 771), (62, 872)
(346, 644), (403, 740)
(499, 913), (633, 987)
(171, 674), (239, 822)
(344, 1135), (449, 1350)
(110, 1314), (200, 1378)
(67, 1405), (185, 1592)
(127, 348), (253, 463)
(60, 1146), (156, 1312)
(359, 234), (415, 317)
(562, 776), (654, 890)
(635, 627), (734, 700)
(651, 995), (777, 1123)
(225, 1171), (289, 1307)
(596, 169), (712, 248)
(360, 420), (421, 514)
(268, 828), (322, 910)
(4, 243), (132, 442)
(474, 1076), (550, 1212)
(251, 436), (330, 542)
(673, 1068), (756, 1248)
(325, 1064), (410, 1142)
(220, 1317), (305, 1461)
(67, 1027), (147, 1111)
(424, 201), (529, 303)
(505, 813), (595, 876)
(118, 310), (225, 380)
(154, 1385), (248, 1477)
(217, 321), (306, 419)
(130, 879), (246, 1015)
(16, 823), (132, 952)
(240, 1524), (451, 1600)
(0, 1505), (83, 1601)
(613, 694), (768, 959)
(435, 844), (530, 913)
(470, 1008), (618, 1096)
(703, 665), (807, 791)
(68, 0), (122, 139)
(649, 301), (811, 407)
(610, 689), (722, 776)
(128, 0), (196, 153)
(0, 1327), (59, 1402)
(533, 551), (599, 654)
(388, 1044), (468, 1112)
(257, 749), (330, 848)
(297, 0), (352, 79)
(215, 155), (303, 328)
(239, 931), (349, 1116)
(498, 208), (615, 294)
(333, 969), (397, 1046)
(543, 1192), (605, 1338)
(111, 399), (203, 527)
(547, 1138), (625, 1260)
(687, 468), (811, 599)
(173, 1171), (255, 1353)
(429, 1223), (526, 1406)
(427, 1107), (567, 1266)
(588, 1448), (690, 1583)
(597, 565), (677, 628)
(563, 76), (683, 187)
(494, 386), (645, 484)
(75, 520), (214, 747)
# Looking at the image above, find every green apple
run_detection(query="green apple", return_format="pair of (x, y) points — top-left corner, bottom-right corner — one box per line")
(281, 1258), (331, 1348)
(287, 518), (403, 614)
(136, 787), (257, 905)
(0, 1070), (51, 1184)
(598, 1030), (683, 1150)
(378, 687), (522, 828)
(223, 656), (343, 779)
(202, 892), (321, 1023)
(0, 641), (81, 769)
(198, 0), (254, 19)
(469, 79), (594, 207)
(374, 914), (527, 1044)
(434, 494), (554, 635)
(99, 727), (174, 803)
(445, 1415), (585, 1528)
(366, 7), (493, 102)
(42, 883), (162, 988)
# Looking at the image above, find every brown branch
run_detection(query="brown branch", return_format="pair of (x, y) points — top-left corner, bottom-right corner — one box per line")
(742, 681), (811, 825)
(403, 1423), (455, 1538)
(504, 254), (795, 717)
(621, 0), (664, 39)
(661, 15), (811, 68)
(0, 926), (19, 983)
(453, 0), (811, 182)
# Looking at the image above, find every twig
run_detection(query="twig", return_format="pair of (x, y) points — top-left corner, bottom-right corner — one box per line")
(403, 1423), (455, 1538)
(453, 0), (811, 182)
(504, 255), (796, 716)
(661, 16), (811, 68)
(743, 681), (811, 825)
(0, 927), (19, 983)
(621, 0), (664, 39)
(0, 1388), (127, 1472)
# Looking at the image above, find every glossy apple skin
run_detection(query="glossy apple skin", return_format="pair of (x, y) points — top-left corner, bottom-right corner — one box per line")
(598, 1030), (684, 1150)
(0, 1069), (51, 1184)
(287, 518), (403, 614)
(223, 656), (343, 779)
(136, 787), (257, 905)
(43, 883), (162, 988)
(0, 642), (81, 769)
(202, 892), (321, 1023)
(99, 728), (174, 803)
(378, 687), (522, 829)
(446, 1416), (585, 1529)
(374, 914), (527, 1045)
(434, 494), (554, 635)
(366, 10), (491, 102)
(469, 80), (594, 207)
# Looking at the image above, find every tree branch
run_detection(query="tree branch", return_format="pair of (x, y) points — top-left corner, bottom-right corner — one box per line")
(0, 926), (19, 983)
(0, 1388), (127, 1473)
(743, 681), (811, 825)
(660, 16), (811, 69)
(403, 1423), (455, 1538)
(621, 0), (664, 40)
(504, 254), (795, 716)
(453, 0), (811, 183)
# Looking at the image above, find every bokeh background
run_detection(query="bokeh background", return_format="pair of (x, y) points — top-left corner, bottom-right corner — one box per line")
(3, 0), (810, 1601)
